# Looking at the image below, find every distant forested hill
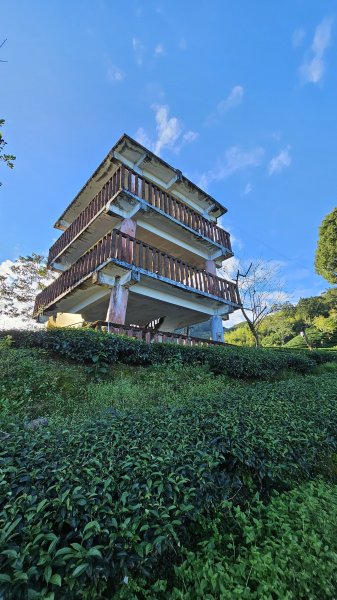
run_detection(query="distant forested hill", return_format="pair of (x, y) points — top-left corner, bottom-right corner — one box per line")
(226, 288), (337, 348)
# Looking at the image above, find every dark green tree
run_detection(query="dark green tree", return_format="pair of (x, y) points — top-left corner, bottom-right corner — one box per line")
(322, 287), (337, 311)
(315, 207), (337, 284)
(295, 296), (329, 325)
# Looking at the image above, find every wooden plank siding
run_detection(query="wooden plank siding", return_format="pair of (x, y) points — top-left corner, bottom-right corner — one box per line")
(35, 229), (241, 317)
(48, 165), (232, 265)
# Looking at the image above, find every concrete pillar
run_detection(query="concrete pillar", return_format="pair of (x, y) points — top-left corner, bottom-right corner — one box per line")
(205, 259), (217, 275)
(105, 217), (137, 325)
(119, 217), (136, 237)
(210, 315), (224, 343)
(106, 278), (129, 324)
(205, 260), (224, 342)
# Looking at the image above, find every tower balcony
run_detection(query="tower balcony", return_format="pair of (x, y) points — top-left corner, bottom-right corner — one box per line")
(35, 228), (240, 320)
(48, 165), (232, 269)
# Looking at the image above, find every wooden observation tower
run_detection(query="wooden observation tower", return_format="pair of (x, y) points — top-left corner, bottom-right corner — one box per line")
(34, 135), (241, 342)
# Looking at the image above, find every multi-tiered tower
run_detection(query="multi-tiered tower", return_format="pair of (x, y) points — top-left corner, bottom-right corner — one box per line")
(33, 135), (241, 342)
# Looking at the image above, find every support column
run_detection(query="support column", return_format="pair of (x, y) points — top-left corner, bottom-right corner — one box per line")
(205, 259), (217, 275)
(206, 259), (224, 343)
(105, 218), (137, 325)
(210, 315), (224, 343)
(106, 279), (129, 324)
(119, 217), (136, 237)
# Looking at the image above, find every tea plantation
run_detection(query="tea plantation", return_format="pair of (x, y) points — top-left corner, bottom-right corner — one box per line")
(1, 329), (337, 599)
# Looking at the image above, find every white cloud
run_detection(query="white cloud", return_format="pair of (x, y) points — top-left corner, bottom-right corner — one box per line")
(106, 65), (125, 83)
(206, 85), (244, 125)
(217, 85), (244, 113)
(292, 28), (305, 48)
(136, 105), (198, 156)
(198, 146), (264, 190)
(313, 17), (333, 54)
(300, 17), (334, 84)
(182, 130), (198, 144)
(154, 43), (164, 56)
(132, 37), (145, 66)
(153, 105), (182, 155)
(268, 146), (291, 175)
(243, 182), (252, 195)
(225, 310), (246, 329)
(135, 127), (153, 149)
(0, 259), (15, 277)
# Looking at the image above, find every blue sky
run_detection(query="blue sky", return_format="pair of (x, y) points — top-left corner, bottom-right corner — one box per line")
(1, 0), (337, 322)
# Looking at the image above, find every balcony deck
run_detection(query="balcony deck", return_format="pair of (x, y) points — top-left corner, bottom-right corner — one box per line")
(35, 229), (240, 317)
(48, 165), (232, 266)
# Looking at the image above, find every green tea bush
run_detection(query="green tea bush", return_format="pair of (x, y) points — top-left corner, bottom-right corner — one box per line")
(1, 374), (337, 598)
(170, 480), (337, 599)
(0, 346), (235, 424)
(2, 328), (333, 380)
(0, 348), (88, 423)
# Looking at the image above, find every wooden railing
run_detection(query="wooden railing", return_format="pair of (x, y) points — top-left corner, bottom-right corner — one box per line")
(48, 164), (232, 264)
(35, 229), (240, 316)
(88, 321), (225, 346)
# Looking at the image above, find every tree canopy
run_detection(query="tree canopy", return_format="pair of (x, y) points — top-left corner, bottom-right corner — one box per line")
(226, 288), (337, 349)
(0, 254), (55, 323)
(315, 207), (337, 285)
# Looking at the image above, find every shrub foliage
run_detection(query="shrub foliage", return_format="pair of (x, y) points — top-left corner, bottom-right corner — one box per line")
(2, 328), (334, 379)
(1, 372), (337, 598)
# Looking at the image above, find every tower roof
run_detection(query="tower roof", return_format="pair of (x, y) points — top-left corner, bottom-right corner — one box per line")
(55, 134), (227, 228)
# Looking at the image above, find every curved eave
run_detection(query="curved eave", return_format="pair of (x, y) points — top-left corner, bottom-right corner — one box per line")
(54, 134), (227, 229)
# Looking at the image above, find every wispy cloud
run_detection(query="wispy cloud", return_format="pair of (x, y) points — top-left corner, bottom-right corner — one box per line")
(198, 146), (264, 190)
(154, 43), (164, 56)
(268, 146), (291, 175)
(243, 182), (252, 195)
(135, 127), (153, 149)
(153, 105), (182, 155)
(106, 64), (125, 83)
(292, 28), (305, 48)
(299, 17), (334, 84)
(132, 37), (145, 66)
(206, 85), (244, 125)
(135, 104), (198, 156)
(181, 130), (198, 144)
(218, 85), (244, 113)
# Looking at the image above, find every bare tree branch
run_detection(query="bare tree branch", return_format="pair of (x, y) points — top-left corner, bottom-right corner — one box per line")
(221, 258), (287, 347)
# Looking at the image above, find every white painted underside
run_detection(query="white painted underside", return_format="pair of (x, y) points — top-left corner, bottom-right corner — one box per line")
(131, 283), (230, 316)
